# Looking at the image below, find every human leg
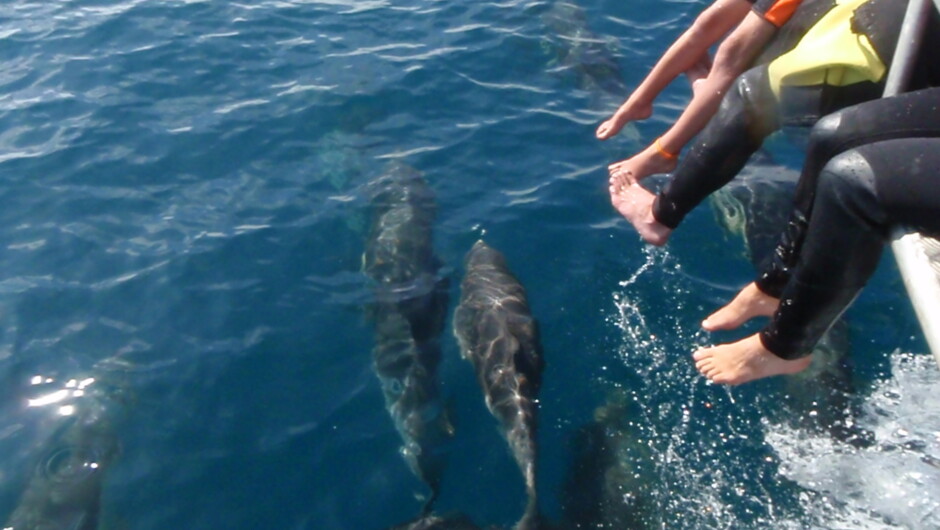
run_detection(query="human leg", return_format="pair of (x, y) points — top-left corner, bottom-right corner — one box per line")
(756, 87), (940, 297)
(605, 11), (778, 185)
(596, 0), (753, 140)
(701, 89), (940, 345)
(650, 66), (781, 230)
(650, 0), (914, 237)
(693, 333), (812, 385)
(697, 139), (940, 384)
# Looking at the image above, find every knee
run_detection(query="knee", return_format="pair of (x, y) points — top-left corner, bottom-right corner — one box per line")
(816, 150), (885, 226)
(818, 150), (872, 193)
(807, 112), (845, 156)
(713, 69), (761, 117)
(717, 75), (748, 115)
(727, 68), (777, 137)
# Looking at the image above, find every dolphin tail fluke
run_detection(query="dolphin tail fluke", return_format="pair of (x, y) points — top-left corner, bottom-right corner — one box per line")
(420, 484), (441, 517)
(514, 491), (541, 530)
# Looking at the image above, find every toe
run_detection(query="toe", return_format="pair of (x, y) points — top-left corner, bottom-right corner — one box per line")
(710, 372), (731, 385)
(694, 357), (711, 373)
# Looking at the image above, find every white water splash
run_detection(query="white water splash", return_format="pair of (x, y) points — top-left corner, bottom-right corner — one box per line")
(767, 352), (940, 529)
(609, 245), (708, 377)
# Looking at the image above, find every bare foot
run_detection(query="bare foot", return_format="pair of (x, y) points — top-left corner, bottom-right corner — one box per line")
(693, 334), (812, 385)
(702, 282), (779, 332)
(609, 184), (672, 246)
(608, 142), (678, 188)
(596, 100), (652, 140)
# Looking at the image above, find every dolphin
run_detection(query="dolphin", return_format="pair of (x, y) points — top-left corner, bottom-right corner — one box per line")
(709, 166), (796, 266)
(363, 162), (449, 343)
(453, 240), (545, 530)
(540, 0), (628, 98)
(4, 387), (122, 530)
(363, 162), (452, 512)
(562, 388), (655, 529)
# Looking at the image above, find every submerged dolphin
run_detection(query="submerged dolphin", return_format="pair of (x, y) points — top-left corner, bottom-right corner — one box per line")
(363, 162), (452, 512)
(454, 241), (545, 530)
(540, 0), (628, 98)
(4, 386), (122, 530)
(709, 168), (795, 266)
(562, 389), (655, 529)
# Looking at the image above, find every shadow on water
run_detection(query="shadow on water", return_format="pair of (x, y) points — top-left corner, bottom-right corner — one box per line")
(3, 0), (938, 528)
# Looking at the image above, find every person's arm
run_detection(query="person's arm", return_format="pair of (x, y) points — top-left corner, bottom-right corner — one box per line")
(597, 0), (753, 139)
(655, 11), (777, 154)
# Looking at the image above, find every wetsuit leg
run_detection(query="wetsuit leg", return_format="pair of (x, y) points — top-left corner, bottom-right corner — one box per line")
(756, 87), (940, 296)
(652, 67), (780, 229)
(760, 139), (940, 359)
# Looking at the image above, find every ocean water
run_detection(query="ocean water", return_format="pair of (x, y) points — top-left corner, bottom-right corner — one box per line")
(0, 0), (937, 529)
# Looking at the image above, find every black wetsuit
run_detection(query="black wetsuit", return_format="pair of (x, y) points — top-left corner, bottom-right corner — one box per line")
(754, 88), (940, 358)
(651, 0), (934, 229)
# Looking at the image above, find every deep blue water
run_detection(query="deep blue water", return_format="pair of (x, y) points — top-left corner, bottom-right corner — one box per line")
(0, 0), (938, 528)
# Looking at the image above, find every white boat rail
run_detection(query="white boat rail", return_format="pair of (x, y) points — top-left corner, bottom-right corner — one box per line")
(885, 0), (940, 365)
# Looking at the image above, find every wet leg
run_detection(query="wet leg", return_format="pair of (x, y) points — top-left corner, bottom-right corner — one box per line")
(652, 67), (779, 230)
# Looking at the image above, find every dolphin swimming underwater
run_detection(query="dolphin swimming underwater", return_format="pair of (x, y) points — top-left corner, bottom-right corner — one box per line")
(540, 0), (628, 98)
(364, 162), (450, 342)
(453, 241), (545, 530)
(363, 162), (452, 512)
(4, 384), (122, 530)
(562, 388), (655, 529)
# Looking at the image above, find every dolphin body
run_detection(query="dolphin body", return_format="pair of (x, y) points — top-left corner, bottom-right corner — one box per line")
(363, 162), (452, 512)
(4, 390), (121, 530)
(562, 389), (655, 529)
(454, 241), (545, 530)
(540, 0), (628, 99)
(709, 167), (796, 266)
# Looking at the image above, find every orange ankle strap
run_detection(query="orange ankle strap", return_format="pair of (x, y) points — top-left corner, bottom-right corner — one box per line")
(655, 137), (678, 161)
